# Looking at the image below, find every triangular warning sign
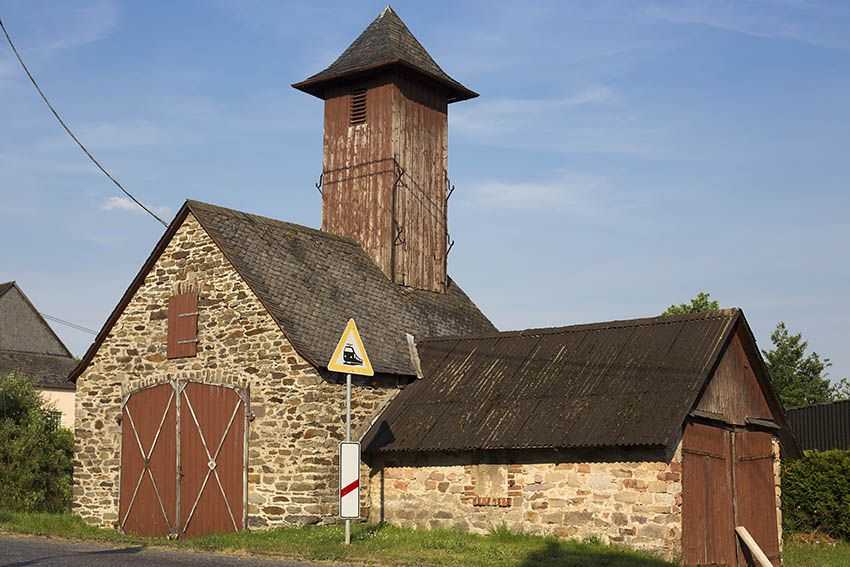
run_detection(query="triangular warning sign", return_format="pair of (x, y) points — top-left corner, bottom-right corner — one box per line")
(328, 319), (374, 376)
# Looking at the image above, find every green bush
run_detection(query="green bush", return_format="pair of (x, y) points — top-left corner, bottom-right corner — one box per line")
(783, 450), (850, 539)
(0, 373), (74, 512)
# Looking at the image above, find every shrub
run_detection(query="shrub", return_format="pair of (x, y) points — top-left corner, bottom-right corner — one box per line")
(0, 373), (74, 512)
(782, 450), (850, 539)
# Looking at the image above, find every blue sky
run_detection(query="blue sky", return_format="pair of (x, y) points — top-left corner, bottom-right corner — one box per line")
(1, 1), (848, 382)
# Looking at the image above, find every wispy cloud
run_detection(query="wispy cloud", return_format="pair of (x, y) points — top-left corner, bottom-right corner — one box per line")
(452, 86), (615, 138)
(101, 196), (171, 219)
(646, 0), (850, 50)
(468, 172), (616, 217)
(30, 0), (119, 52)
(451, 86), (669, 158)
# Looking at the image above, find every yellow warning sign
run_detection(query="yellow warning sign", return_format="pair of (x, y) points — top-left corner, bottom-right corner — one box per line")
(328, 319), (374, 376)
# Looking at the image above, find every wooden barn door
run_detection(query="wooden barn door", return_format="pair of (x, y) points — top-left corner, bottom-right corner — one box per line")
(733, 430), (780, 566)
(682, 421), (737, 566)
(119, 381), (246, 538)
(178, 382), (246, 537)
(682, 422), (780, 566)
(119, 383), (178, 536)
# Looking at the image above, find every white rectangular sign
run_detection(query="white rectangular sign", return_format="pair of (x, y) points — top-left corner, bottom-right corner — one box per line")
(339, 441), (360, 519)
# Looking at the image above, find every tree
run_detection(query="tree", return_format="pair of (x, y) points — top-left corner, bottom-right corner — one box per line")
(663, 292), (720, 316)
(0, 372), (74, 512)
(762, 322), (836, 408)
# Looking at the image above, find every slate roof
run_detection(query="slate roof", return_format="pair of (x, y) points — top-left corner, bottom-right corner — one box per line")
(0, 281), (14, 297)
(364, 310), (760, 453)
(0, 350), (77, 390)
(293, 6), (477, 102)
(71, 200), (494, 380)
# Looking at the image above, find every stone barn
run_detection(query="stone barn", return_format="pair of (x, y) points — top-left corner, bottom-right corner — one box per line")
(362, 309), (795, 564)
(70, 6), (794, 565)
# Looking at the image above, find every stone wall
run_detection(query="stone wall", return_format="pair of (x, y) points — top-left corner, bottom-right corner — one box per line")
(74, 213), (400, 529)
(773, 437), (783, 553)
(368, 447), (683, 558)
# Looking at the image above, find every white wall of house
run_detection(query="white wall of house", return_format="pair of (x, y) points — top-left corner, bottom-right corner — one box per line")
(40, 388), (75, 430)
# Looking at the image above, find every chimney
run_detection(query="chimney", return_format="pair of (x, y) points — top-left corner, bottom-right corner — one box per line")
(293, 6), (477, 293)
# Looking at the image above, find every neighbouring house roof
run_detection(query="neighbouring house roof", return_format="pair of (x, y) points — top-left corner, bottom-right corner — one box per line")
(364, 309), (791, 454)
(70, 200), (494, 381)
(0, 281), (76, 390)
(0, 350), (77, 391)
(0, 281), (14, 297)
(292, 6), (478, 102)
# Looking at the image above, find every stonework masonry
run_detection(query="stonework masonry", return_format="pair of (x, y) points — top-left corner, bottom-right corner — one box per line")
(773, 437), (783, 553)
(368, 446), (684, 559)
(73, 213), (400, 529)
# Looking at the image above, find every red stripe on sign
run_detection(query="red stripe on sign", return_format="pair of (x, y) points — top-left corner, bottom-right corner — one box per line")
(340, 479), (359, 498)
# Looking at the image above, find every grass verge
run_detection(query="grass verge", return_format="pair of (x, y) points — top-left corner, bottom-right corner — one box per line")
(783, 534), (850, 567)
(0, 511), (674, 567)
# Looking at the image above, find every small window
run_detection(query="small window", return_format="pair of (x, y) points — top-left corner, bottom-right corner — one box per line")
(349, 89), (367, 126)
(167, 292), (198, 359)
(474, 464), (508, 498)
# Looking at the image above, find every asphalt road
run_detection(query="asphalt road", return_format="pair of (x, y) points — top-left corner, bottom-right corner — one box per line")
(0, 536), (322, 567)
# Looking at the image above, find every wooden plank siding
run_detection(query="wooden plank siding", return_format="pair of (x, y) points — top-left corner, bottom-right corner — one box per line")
(695, 327), (773, 425)
(321, 71), (449, 293)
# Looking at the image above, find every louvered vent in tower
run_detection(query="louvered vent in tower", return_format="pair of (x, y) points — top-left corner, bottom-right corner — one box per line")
(349, 89), (367, 125)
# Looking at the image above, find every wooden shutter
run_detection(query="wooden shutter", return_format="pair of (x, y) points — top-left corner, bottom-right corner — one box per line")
(167, 292), (198, 359)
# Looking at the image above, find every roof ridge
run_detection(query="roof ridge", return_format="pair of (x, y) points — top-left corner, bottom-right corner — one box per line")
(420, 308), (741, 343)
(186, 200), (360, 247)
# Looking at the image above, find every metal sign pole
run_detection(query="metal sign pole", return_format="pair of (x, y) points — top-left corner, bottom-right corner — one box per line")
(345, 372), (351, 546)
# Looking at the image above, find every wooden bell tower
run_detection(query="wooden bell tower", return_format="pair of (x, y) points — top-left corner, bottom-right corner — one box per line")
(293, 6), (477, 293)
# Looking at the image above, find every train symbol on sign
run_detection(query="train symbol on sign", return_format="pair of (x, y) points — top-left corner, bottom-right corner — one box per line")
(342, 343), (363, 366)
(328, 319), (374, 376)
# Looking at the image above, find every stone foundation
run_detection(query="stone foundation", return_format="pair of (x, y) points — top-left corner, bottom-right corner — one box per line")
(368, 449), (683, 558)
(74, 213), (400, 529)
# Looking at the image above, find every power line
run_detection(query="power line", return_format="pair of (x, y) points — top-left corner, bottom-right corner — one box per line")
(0, 16), (168, 227)
(41, 313), (98, 335)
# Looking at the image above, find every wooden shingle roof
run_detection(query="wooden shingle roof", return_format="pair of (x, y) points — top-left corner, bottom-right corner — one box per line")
(364, 310), (777, 453)
(70, 200), (494, 380)
(293, 6), (477, 102)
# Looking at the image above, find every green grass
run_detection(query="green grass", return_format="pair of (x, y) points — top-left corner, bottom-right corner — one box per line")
(784, 536), (850, 567)
(0, 511), (673, 566)
(5, 512), (848, 567)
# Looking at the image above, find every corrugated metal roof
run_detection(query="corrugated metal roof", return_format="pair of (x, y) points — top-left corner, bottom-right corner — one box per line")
(293, 6), (477, 102)
(787, 400), (850, 451)
(364, 310), (740, 453)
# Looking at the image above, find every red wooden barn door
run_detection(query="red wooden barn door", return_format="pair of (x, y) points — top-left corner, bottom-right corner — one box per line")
(119, 382), (246, 538)
(119, 383), (178, 537)
(734, 430), (780, 566)
(178, 382), (246, 537)
(682, 422), (781, 566)
(682, 421), (737, 566)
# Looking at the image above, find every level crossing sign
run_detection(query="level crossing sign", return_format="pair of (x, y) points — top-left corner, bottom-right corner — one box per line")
(328, 319), (372, 544)
(328, 319), (374, 377)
